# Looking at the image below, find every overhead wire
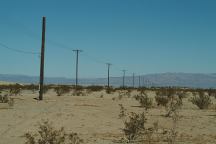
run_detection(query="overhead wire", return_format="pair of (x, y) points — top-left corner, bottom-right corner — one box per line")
(0, 41), (40, 55)
(1, 17), (133, 77)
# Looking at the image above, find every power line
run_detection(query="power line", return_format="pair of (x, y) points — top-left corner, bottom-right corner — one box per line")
(82, 52), (108, 65)
(0, 42), (39, 55)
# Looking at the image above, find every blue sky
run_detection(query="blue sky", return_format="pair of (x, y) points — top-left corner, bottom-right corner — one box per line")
(0, 0), (216, 78)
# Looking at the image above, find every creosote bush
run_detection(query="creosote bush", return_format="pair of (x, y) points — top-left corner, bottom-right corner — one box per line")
(9, 84), (22, 96)
(165, 96), (182, 117)
(191, 91), (212, 109)
(119, 104), (127, 119)
(25, 84), (39, 93)
(54, 85), (71, 96)
(155, 95), (169, 107)
(24, 120), (83, 144)
(42, 85), (50, 94)
(72, 90), (85, 96)
(134, 91), (152, 110)
(86, 85), (104, 92)
(0, 92), (9, 103)
(122, 112), (146, 142)
(0, 92), (14, 107)
(206, 89), (216, 99)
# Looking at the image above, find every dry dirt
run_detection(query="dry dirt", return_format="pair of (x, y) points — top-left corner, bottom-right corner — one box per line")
(0, 89), (216, 144)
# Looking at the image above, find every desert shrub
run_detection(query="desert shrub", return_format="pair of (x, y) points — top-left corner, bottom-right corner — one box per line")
(106, 88), (112, 94)
(119, 104), (127, 119)
(191, 91), (212, 109)
(118, 91), (124, 100)
(25, 84), (38, 93)
(106, 87), (115, 94)
(206, 89), (216, 98)
(99, 94), (103, 98)
(165, 96), (182, 117)
(0, 93), (9, 103)
(8, 84), (22, 96)
(73, 85), (84, 91)
(68, 133), (83, 144)
(72, 90), (85, 96)
(176, 91), (187, 99)
(86, 85), (104, 92)
(134, 91), (152, 110)
(0, 92), (14, 107)
(122, 112), (146, 142)
(155, 95), (169, 107)
(24, 120), (83, 144)
(40, 85), (50, 94)
(54, 86), (71, 96)
(167, 109), (179, 144)
(7, 98), (14, 107)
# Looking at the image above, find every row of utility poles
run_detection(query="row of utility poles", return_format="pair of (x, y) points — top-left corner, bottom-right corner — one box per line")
(38, 17), (146, 100)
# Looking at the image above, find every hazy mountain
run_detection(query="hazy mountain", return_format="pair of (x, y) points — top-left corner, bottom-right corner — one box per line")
(0, 73), (216, 88)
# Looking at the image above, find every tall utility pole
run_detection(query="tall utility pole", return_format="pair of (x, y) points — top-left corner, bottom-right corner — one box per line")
(106, 63), (112, 88)
(132, 73), (135, 88)
(39, 17), (46, 101)
(73, 49), (82, 87)
(122, 70), (127, 88)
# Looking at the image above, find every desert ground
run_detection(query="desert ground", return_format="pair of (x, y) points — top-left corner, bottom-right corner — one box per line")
(0, 86), (216, 144)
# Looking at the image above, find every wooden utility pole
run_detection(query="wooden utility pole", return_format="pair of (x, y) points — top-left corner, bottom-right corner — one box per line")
(39, 17), (46, 100)
(122, 70), (127, 88)
(73, 49), (82, 87)
(106, 63), (111, 88)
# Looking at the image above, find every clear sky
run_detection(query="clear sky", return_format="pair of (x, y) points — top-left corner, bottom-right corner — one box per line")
(0, 0), (216, 78)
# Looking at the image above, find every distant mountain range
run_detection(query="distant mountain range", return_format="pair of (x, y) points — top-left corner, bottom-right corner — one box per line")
(0, 73), (216, 88)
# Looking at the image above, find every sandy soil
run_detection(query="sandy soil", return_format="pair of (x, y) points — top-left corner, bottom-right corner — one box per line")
(0, 89), (216, 144)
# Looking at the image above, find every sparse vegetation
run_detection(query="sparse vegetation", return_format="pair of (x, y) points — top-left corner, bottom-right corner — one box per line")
(155, 95), (169, 107)
(0, 92), (9, 103)
(25, 84), (39, 94)
(122, 112), (146, 142)
(9, 84), (22, 96)
(134, 91), (153, 110)
(42, 85), (50, 94)
(119, 104), (127, 119)
(72, 90), (85, 96)
(165, 96), (182, 117)
(1, 85), (216, 143)
(0, 91), (14, 107)
(86, 85), (104, 92)
(191, 91), (212, 109)
(54, 85), (71, 96)
(24, 120), (83, 144)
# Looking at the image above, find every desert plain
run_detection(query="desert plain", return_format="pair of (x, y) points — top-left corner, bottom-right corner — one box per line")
(0, 85), (216, 144)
